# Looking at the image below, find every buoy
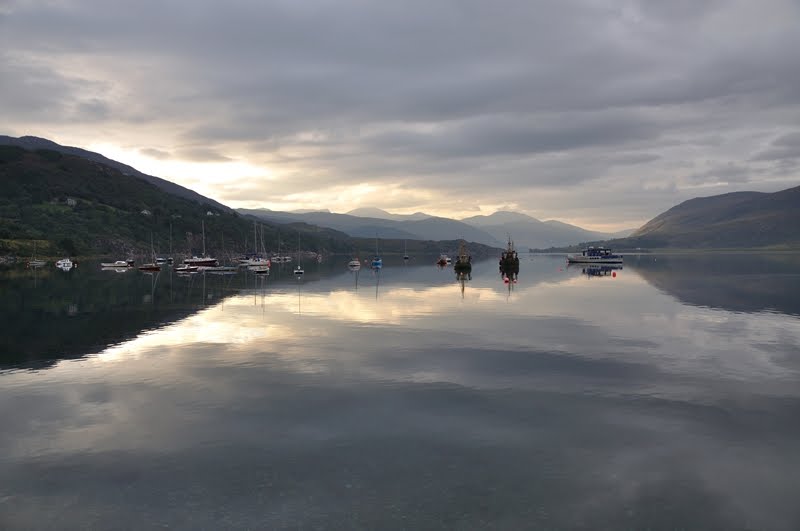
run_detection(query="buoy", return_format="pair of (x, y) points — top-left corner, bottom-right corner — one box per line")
(612, 271), (616, 278)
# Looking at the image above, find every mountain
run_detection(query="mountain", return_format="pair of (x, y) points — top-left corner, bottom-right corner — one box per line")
(346, 207), (431, 221)
(621, 186), (800, 249)
(0, 144), (356, 257)
(238, 208), (503, 246)
(461, 211), (539, 226)
(0, 135), (230, 211)
(460, 211), (611, 250)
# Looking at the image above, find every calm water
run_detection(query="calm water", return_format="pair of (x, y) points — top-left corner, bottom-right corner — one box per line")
(2, 254), (800, 530)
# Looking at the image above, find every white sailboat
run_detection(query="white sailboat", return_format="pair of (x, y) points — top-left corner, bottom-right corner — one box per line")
(184, 220), (218, 267)
(138, 233), (161, 271)
(27, 241), (46, 268)
(293, 232), (304, 277)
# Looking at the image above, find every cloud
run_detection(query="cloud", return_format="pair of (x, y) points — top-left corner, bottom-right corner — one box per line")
(174, 148), (232, 163)
(139, 148), (171, 160)
(1, 0), (799, 228)
(751, 132), (800, 162)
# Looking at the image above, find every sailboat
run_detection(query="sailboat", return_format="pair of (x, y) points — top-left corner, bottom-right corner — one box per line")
(27, 241), (46, 268)
(371, 235), (382, 269)
(293, 232), (304, 276)
(403, 240), (409, 261)
(184, 220), (218, 267)
(348, 255), (361, 270)
(138, 233), (162, 271)
(250, 224), (270, 274)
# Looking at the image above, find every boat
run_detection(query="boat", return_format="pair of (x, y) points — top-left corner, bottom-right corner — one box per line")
(371, 235), (382, 269)
(174, 264), (198, 273)
(293, 232), (304, 277)
(138, 233), (162, 272)
(55, 258), (73, 270)
(348, 258), (361, 270)
(403, 240), (409, 261)
(436, 254), (449, 267)
(566, 246), (623, 264)
(240, 222), (270, 268)
(27, 242), (47, 268)
(499, 236), (520, 281)
(453, 240), (472, 274)
(101, 260), (134, 268)
(251, 265), (270, 275)
(184, 220), (218, 267)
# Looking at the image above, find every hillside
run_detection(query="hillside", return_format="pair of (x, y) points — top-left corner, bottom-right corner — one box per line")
(624, 186), (800, 249)
(0, 135), (230, 211)
(0, 145), (354, 258)
(540, 185), (800, 251)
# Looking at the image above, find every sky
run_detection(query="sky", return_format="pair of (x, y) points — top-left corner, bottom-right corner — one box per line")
(1, 0), (799, 231)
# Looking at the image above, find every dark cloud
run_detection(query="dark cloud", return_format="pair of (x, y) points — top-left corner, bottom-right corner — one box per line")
(175, 148), (232, 163)
(752, 132), (800, 162)
(139, 148), (171, 160)
(1, 0), (798, 226)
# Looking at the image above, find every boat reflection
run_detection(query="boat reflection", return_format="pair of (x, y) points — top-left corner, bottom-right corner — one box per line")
(456, 270), (471, 299)
(570, 263), (622, 278)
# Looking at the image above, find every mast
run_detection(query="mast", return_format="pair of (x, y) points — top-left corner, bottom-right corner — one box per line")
(202, 219), (206, 257)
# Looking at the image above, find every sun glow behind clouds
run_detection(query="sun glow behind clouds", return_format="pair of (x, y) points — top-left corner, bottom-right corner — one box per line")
(87, 143), (273, 200)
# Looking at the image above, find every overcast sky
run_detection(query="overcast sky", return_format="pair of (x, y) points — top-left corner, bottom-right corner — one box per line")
(2, 0), (799, 230)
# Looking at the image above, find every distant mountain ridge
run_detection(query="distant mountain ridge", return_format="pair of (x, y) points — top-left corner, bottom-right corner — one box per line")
(238, 208), (504, 246)
(346, 207), (431, 221)
(460, 210), (615, 250)
(0, 135), (230, 211)
(250, 207), (627, 249)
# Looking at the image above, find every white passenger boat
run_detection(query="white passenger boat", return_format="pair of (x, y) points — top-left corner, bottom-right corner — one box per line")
(566, 247), (623, 264)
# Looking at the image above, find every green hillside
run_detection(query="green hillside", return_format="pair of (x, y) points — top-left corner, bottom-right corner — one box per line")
(536, 185), (800, 252)
(0, 145), (352, 258)
(624, 185), (800, 249)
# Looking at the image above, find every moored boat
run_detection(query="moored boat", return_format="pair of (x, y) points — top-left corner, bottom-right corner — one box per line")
(566, 246), (623, 264)
(55, 258), (73, 270)
(453, 240), (472, 273)
(499, 236), (520, 280)
(101, 260), (134, 268)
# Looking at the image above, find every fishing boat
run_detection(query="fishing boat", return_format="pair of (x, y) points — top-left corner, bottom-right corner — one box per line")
(453, 240), (472, 274)
(499, 236), (520, 280)
(566, 246), (623, 264)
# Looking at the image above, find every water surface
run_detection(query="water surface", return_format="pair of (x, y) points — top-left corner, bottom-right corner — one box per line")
(1, 254), (799, 529)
